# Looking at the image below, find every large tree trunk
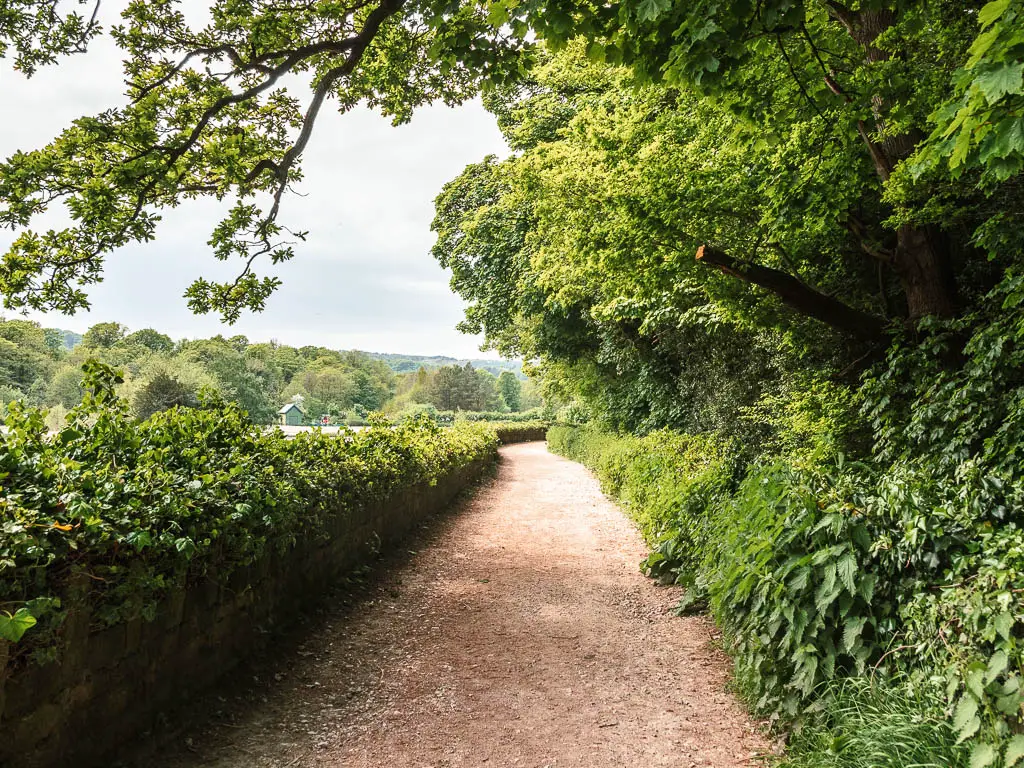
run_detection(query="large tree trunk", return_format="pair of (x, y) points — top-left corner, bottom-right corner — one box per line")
(826, 3), (958, 319)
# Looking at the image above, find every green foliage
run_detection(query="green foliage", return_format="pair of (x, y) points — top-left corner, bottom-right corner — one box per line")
(708, 461), (888, 722)
(548, 425), (733, 598)
(549, 420), (1024, 763)
(0, 0), (101, 75)
(916, 0), (1024, 182)
(0, 321), (406, 425)
(498, 370), (522, 411)
(780, 678), (971, 768)
(433, 44), (867, 436)
(489, 422), (549, 444)
(0, 362), (497, 663)
(0, 0), (527, 320)
(81, 322), (127, 349)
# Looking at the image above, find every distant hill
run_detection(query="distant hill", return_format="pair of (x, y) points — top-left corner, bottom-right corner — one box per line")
(366, 353), (524, 379)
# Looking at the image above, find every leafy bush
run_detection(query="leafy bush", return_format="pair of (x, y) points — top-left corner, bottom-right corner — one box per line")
(456, 408), (546, 423)
(0, 362), (498, 662)
(547, 425), (733, 597)
(708, 461), (891, 722)
(548, 423), (1024, 766)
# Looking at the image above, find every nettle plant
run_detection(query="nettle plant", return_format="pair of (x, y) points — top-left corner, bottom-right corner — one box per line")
(706, 460), (890, 723)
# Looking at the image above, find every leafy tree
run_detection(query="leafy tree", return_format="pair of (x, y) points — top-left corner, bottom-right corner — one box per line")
(1, 0), (1016, 332)
(425, 362), (502, 411)
(82, 322), (127, 349)
(180, 337), (278, 423)
(123, 328), (174, 353)
(42, 328), (65, 354)
(0, 319), (55, 397)
(133, 372), (200, 420)
(0, 0), (526, 320)
(123, 356), (220, 420)
(45, 365), (85, 409)
(433, 47), (844, 433)
(498, 370), (522, 411)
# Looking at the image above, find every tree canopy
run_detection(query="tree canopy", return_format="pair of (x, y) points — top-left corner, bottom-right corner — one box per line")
(1, 0), (1020, 326)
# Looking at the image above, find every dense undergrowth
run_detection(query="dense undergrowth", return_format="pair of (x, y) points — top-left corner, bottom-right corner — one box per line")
(550, 422), (1024, 766)
(548, 277), (1024, 767)
(0, 362), (500, 664)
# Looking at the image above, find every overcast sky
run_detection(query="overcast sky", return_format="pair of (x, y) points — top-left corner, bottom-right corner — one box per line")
(0, 12), (509, 358)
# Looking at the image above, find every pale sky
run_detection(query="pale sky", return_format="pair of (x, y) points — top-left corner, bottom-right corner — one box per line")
(0, 9), (509, 358)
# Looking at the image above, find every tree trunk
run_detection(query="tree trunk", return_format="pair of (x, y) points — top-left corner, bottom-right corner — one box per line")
(695, 245), (886, 340)
(826, 2), (958, 319)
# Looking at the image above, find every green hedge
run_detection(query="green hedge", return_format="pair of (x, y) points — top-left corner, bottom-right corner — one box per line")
(393, 407), (547, 427)
(548, 425), (1024, 766)
(0, 362), (498, 663)
(491, 422), (549, 444)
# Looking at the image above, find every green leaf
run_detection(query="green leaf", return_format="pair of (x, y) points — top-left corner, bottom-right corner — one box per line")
(815, 581), (841, 615)
(486, 2), (509, 26)
(836, 551), (857, 594)
(967, 668), (987, 699)
(789, 566), (810, 591)
(995, 611), (1017, 640)
(954, 695), (980, 742)
(970, 743), (997, 768)
(0, 608), (38, 642)
(975, 63), (1024, 105)
(635, 0), (671, 23)
(969, 27), (1002, 67)
(987, 649), (1009, 682)
(979, 0), (1012, 28)
(1005, 734), (1024, 767)
(841, 617), (867, 652)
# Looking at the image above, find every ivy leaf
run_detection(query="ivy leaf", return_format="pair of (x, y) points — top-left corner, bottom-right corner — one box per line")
(975, 63), (1024, 105)
(0, 608), (37, 642)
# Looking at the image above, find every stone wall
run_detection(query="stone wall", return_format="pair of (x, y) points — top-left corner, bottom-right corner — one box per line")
(0, 457), (491, 768)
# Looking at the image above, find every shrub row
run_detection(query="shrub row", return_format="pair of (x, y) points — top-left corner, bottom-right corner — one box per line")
(491, 422), (549, 444)
(548, 425), (1024, 767)
(391, 405), (547, 426)
(0, 362), (499, 664)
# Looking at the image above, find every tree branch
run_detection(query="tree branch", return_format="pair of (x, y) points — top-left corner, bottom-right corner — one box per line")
(695, 244), (886, 340)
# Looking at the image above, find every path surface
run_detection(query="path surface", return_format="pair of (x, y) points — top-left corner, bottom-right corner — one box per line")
(139, 442), (770, 768)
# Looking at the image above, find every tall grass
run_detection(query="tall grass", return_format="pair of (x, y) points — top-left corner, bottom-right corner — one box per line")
(779, 679), (970, 768)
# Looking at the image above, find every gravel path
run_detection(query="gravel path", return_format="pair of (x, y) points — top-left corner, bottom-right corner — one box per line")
(136, 442), (770, 768)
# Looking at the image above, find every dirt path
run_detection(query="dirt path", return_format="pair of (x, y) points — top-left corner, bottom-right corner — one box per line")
(138, 442), (770, 768)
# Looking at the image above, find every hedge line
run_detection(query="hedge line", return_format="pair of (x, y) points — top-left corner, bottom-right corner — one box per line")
(0, 362), (499, 664)
(548, 424), (1021, 766)
(491, 422), (548, 444)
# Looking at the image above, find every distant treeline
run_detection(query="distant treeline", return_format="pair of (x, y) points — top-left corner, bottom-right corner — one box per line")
(366, 352), (524, 379)
(0, 319), (537, 426)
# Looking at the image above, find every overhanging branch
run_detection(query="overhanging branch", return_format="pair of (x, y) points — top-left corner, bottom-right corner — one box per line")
(695, 245), (886, 340)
